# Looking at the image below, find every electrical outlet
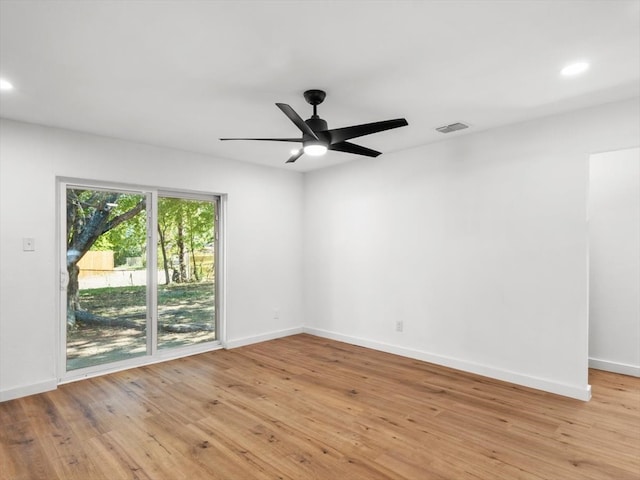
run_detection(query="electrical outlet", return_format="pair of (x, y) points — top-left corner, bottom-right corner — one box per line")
(395, 320), (403, 332)
(273, 309), (280, 319)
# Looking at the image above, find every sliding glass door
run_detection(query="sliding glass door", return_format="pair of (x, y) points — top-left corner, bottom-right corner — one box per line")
(61, 181), (219, 377)
(157, 195), (217, 349)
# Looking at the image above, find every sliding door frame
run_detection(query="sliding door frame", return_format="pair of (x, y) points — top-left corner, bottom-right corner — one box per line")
(57, 177), (225, 384)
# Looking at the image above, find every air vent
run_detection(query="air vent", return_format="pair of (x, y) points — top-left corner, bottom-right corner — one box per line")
(436, 122), (469, 134)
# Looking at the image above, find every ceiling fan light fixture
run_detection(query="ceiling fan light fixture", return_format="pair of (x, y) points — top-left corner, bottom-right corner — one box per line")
(303, 144), (328, 156)
(221, 89), (408, 164)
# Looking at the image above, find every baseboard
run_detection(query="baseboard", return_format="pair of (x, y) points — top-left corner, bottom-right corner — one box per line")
(304, 327), (592, 401)
(2, 329), (596, 403)
(0, 378), (57, 402)
(589, 357), (640, 377)
(225, 326), (304, 349)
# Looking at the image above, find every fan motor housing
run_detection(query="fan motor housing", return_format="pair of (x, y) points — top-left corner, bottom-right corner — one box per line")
(305, 117), (327, 132)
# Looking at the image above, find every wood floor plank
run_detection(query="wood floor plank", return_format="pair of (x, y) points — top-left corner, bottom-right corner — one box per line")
(1, 334), (639, 480)
(87, 433), (155, 480)
(0, 419), (56, 480)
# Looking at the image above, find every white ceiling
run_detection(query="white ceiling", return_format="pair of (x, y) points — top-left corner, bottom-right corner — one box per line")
(1, 1), (639, 172)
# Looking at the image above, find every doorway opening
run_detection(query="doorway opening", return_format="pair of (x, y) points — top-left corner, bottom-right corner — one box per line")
(588, 147), (640, 377)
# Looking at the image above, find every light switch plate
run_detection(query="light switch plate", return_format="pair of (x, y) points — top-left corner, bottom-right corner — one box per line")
(23, 237), (35, 251)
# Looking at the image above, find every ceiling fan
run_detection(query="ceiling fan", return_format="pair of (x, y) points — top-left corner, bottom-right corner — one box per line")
(220, 89), (408, 164)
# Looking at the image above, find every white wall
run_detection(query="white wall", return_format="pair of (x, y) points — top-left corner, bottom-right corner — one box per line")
(589, 147), (640, 376)
(2, 98), (639, 403)
(303, 98), (640, 401)
(0, 119), (304, 400)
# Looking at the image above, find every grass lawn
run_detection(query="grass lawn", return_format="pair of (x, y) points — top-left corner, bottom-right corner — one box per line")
(67, 282), (216, 370)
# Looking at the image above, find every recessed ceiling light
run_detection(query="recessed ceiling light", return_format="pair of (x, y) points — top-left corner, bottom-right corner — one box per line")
(561, 62), (590, 77)
(0, 78), (14, 91)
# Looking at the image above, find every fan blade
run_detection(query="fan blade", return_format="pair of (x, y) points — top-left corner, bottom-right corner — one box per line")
(220, 137), (301, 142)
(329, 141), (381, 157)
(286, 149), (304, 164)
(328, 118), (408, 144)
(276, 103), (319, 140)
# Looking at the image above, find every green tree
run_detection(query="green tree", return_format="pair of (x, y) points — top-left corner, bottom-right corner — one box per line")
(66, 189), (145, 327)
(184, 200), (214, 281)
(100, 194), (148, 266)
(67, 192), (213, 327)
(157, 197), (181, 285)
(157, 198), (214, 284)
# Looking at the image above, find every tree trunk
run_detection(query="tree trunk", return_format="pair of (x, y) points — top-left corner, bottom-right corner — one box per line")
(66, 263), (81, 328)
(74, 309), (142, 330)
(189, 234), (200, 282)
(176, 216), (187, 282)
(158, 225), (170, 285)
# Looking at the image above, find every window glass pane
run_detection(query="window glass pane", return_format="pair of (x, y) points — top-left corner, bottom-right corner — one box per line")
(157, 196), (216, 349)
(66, 188), (148, 370)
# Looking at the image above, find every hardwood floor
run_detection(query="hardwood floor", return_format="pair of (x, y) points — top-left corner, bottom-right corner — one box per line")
(1, 334), (639, 479)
